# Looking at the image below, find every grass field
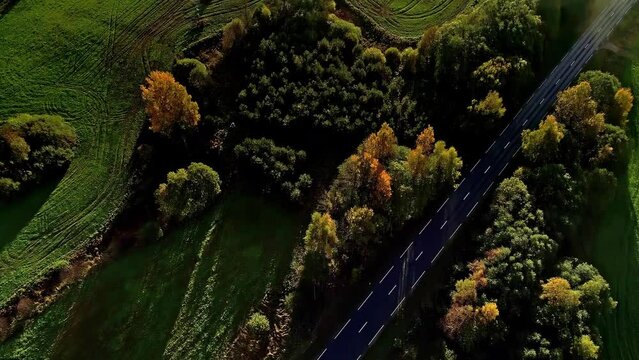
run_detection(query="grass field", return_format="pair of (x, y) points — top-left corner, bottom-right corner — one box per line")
(0, 0), (258, 308)
(344, 0), (471, 39)
(0, 192), (304, 359)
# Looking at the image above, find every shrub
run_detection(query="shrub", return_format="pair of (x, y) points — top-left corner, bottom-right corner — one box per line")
(0, 177), (20, 198)
(246, 312), (270, 336)
(0, 114), (77, 198)
(155, 162), (221, 224)
(173, 58), (212, 92)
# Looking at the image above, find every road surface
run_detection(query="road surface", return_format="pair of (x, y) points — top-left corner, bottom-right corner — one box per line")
(315, 0), (636, 359)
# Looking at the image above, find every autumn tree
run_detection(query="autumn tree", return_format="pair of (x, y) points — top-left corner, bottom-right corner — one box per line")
(540, 277), (581, 308)
(140, 71), (200, 136)
(406, 127), (437, 181)
(554, 82), (605, 145)
(360, 122), (398, 162)
(415, 126), (436, 154)
(304, 212), (340, 264)
(522, 115), (565, 164)
(442, 301), (500, 351)
(612, 87), (634, 126)
(326, 152), (392, 213)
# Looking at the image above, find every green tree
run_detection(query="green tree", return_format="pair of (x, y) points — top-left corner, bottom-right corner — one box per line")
(578, 71), (621, 116)
(343, 206), (377, 254)
(155, 162), (222, 224)
(572, 335), (599, 360)
(234, 138), (311, 201)
(469, 90), (507, 119)
(557, 258), (617, 314)
(384, 47), (401, 72)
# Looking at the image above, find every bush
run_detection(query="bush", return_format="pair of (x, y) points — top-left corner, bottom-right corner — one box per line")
(155, 162), (222, 224)
(246, 312), (270, 336)
(0, 114), (77, 198)
(173, 58), (212, 93)
(0, 177), (20, 198)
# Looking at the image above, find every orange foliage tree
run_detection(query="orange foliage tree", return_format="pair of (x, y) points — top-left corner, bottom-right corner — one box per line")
(140, 71), (200, 136)
(360, 122), (398, 161)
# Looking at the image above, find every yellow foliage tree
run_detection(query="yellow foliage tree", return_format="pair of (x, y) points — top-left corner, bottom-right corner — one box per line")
(613, 87), (634, 126)
(304, 212), (340, 262)
(573, 335), (599, 360)
(452, 278), (478, 305)
(478, 302), (499, 323)
(140, 71), (200, 136)
(522, 114), (565, 163)
(540, 277), (581, 308)
(555, 82), (605, 142)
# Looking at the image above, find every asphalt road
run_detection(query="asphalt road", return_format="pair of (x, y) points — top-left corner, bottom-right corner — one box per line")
(315, 0), (637, 359)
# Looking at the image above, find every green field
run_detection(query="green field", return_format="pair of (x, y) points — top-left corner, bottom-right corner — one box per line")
(0, 0), (258, 307)
(344, 0), (470, 38)
(0, 192), (304, 359)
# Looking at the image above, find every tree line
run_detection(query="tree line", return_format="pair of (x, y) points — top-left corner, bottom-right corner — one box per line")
(390, 72), (633, 360)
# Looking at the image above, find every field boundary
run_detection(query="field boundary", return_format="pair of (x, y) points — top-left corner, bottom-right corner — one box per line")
(338, 0), (472, 43)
